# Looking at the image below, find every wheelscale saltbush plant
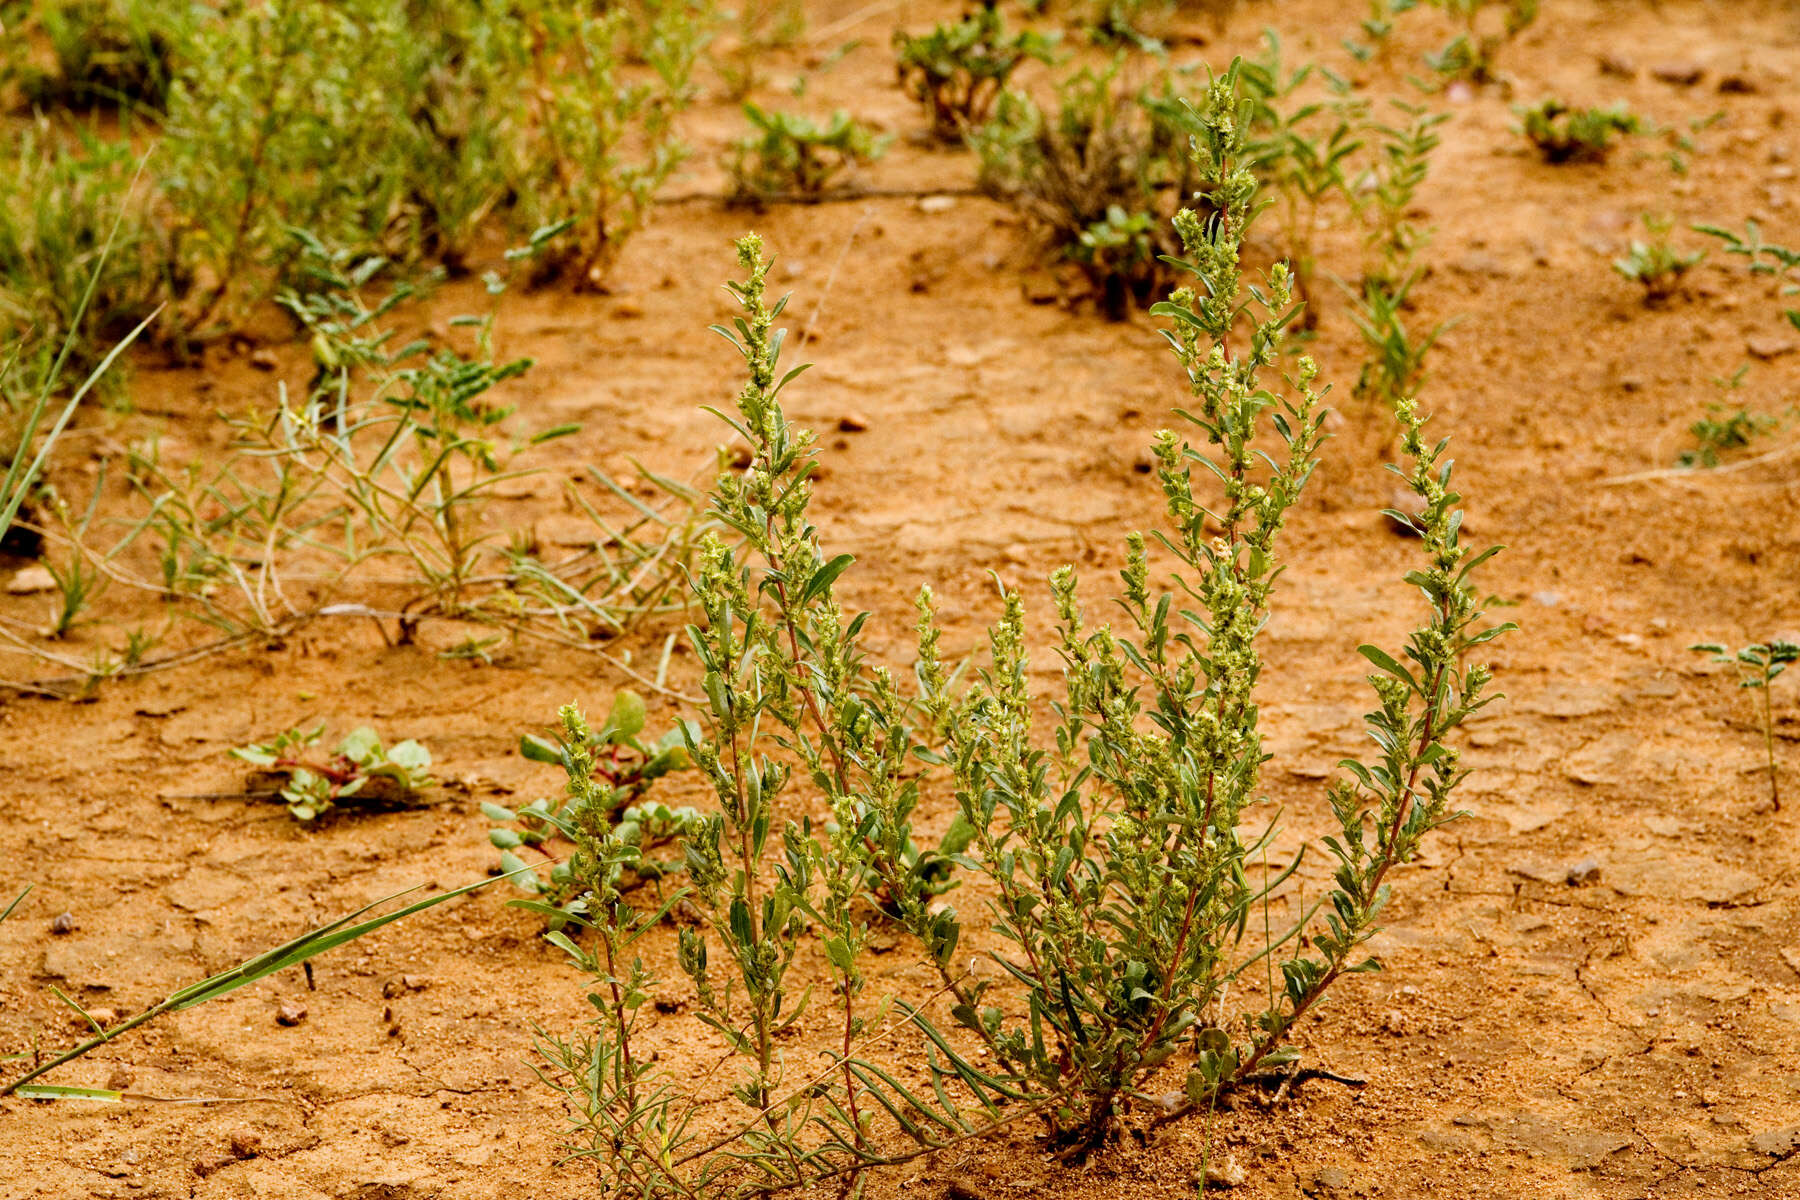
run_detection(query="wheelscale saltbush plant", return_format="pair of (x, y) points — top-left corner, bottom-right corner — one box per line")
(726, 105), (889, 203)
(536, 60), (1512, 1195)
(231, 723), (434, 821)
(1613, 214), (1704, 305)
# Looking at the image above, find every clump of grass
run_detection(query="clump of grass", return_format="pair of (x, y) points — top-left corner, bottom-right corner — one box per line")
(0, 0), (199, 112)
(1516, 98), (1641, 163)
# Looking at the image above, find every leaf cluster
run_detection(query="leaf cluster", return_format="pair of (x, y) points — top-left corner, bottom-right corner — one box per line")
(893, 4), (1059, 141)
(231, 723), (434, 821)
(726, 105), (890, 203)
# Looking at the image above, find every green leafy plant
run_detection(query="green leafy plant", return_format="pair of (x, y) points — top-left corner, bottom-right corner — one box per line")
(1421, 0), (1537, 84)
(1356, 101), (1448, 289)
(231, 723), (434, 821)
(538, 58), (1510, 1193)
(1347, 272), (1450, 421)
(1516, 99), (1641, 164)
(717, 0), (803, 99)
(487, 692), (701, 928)
(893, 5), (1058, 141)
(1696, 220), (1800, 333)
(1613, 215), (1704, 303)
(0, 0), (201, 112)
(974, 60), (1200, 315)
(0, 123), (162, 391)
(726, 105), (889, 202)
(1691, 641), (1798, 811)
(1345, 0), (1421, 61)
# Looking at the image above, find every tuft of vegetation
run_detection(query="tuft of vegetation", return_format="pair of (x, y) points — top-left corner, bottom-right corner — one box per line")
(1516, 98), (1641, 163)
(536, 60), (1511, 1194)
(1614, 215), (1704, 304)
(1421, 0), (1537, 84)
(231, 724), (434, 821)
(1691, 641), (1798, 811)
(487, 692), (700, 929)
(726, 105), (888, 203)
(893, 4), (1058, 142)
(1697, 220), (1800, 334)
(0, 0), (200, 112)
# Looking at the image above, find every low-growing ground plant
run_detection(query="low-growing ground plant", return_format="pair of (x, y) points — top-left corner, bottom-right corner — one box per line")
(487, 692), (700, 928)
(1614, 214), (1704, 304)
(537, 60), (1511, 1194)
(726, 105), (888, 203)
(1348, 272), (1450, 423)
(1345, 0), (1421, 62)
(232, 724), (434, 821)
(1675, 365), (1787, 469)
(1516, 99), (1641, 164)
(1697, 220), (1800, 333)
(974, 60), (1200, 314)
(1691, 640), (1798, 811)
(893, 4), (1058, 142)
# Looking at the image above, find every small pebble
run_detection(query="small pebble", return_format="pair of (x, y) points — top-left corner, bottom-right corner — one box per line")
(248, 349), (279, 371)
(276, 1002), (308, 1027)
(836, 412), (870, 433)
(1651, 61), (1704, 86)
(50, 911), (75, 934)
(7, 565), (57, 595)
(1566, 859), (1603, 887)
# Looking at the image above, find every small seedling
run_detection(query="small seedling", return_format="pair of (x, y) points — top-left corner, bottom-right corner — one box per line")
(1695, 220), (1800, 333)
(1677, 366), (1785, 468)
(1614, 215), (1704, 304)
(893, 6), (1057, 141)
(486, 692), (699, 928)
(231, 725), (433, 821)
(1516, 99), (1641, 163)
(1345, 0), (1420, 61)
(727, 105), (888, 202)
(1692, 641), (1798, 810)
(1421, 0), (1537, 84)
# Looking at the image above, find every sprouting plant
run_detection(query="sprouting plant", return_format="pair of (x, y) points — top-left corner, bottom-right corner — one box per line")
(539, 57), (1510, 1192)
(1516, 99), (1641, 164)
(893, 5), (1058, 142)
(1356, 101), (1449, 289)
(1420, 0), (1537, 84)
(487, 692), (700, 928)
(1695, 220), (1800, 333)
(1344, 0), (1421, 62)
(37, 473), (113, 640)
(1347, 272), (1451, 419)
(717, 0), (805, 99)
(1691, 641), (1798, 811)
(1677, 402), (1782, 468)
(231, 724), (433, 821)
(726, 105), (889, 202)
(1614, 215), (1704, 304)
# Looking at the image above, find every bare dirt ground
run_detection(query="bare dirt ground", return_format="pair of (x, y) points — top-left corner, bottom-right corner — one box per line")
(4, 0), (1800, 1196)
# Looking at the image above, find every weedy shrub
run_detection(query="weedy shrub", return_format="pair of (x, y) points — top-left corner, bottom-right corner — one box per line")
(1614, 215), (1704, 304)
(488, 692), (701, 928)
(974, 61), (1200, 315)
(538, 61), (1511, 1193)
(232, 724), (434, 820)
(1420, 0), (1537, 84)
(1516, 99), (1640, 164)
(1691, 641), (1798, 811)
(0, 0), (201, 112)
(893, 5), (1058, 142)
(1697, 220), (1800, 333)
(726, 105), (889, 203)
